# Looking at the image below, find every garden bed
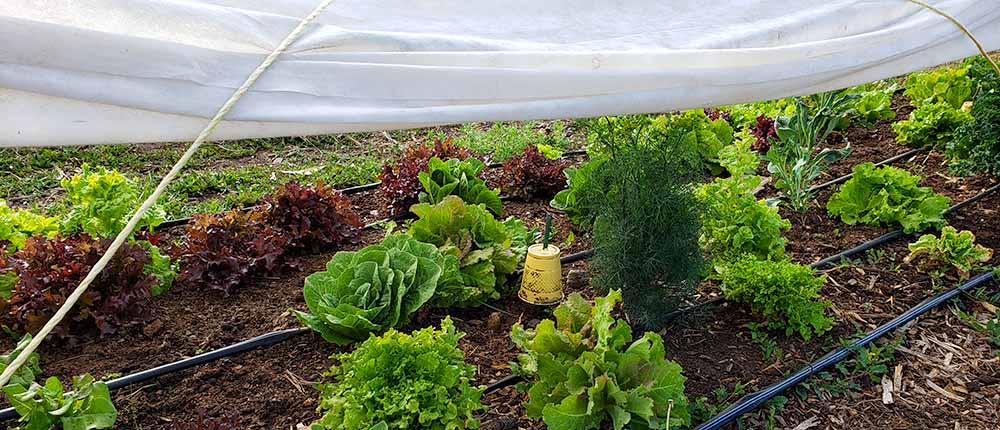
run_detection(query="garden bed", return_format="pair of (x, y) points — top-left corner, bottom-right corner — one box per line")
(4, 106), (993, 429)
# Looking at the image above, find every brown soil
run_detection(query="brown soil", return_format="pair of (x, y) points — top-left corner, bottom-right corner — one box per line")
(1, 173), (596, 429)
(770, 191), (1000, 430)
(5, 104), (999, 430)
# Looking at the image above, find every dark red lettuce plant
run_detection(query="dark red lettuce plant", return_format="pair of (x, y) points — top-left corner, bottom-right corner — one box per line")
(379, 139), (479, 215)
(497, 145), (567, 200)
(704, 108), (732, 124)
(174, 209), (289, 295)
(1, 234), (155, 338)
(264, 181), (363, 251)
(750, 114), (777, 153)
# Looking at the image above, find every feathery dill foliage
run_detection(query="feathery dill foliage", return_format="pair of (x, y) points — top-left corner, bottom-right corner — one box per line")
(589, 116), (704, 331)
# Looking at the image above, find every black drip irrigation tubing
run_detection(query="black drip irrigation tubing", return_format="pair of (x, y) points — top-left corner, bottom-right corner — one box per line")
(811, 181), (1000, 269)
(694, 271), (997, 430)
(0, 248), (592, 422)
(155, 149), (590, 230)
(807, 147), (926, 193)
(665, 181), (1000, 321)
(0, 327), (312, 421)
(0, 151), (962, 422)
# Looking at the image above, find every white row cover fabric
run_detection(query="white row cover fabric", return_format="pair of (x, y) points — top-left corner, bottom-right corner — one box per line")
(2, 0), (999, 147)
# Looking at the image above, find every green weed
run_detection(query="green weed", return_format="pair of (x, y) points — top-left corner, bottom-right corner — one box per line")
(743, 323), (784, 362)
(434, 121), (572, 162)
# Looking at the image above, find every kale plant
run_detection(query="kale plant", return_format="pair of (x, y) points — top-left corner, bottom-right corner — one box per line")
(764, 92), (855, 211)
(964, 55), (999, 93)
(947, 90), (1000, 176)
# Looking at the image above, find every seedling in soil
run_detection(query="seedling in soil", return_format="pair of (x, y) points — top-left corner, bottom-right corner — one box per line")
(955, 307), (1000, 356)
(743, 322), (784, 363)
(558, 230), (575, 250)
(842, 339), (901, 384)
(964, 285), (1000, 306)
(690, 382), (749, 423)
(865, 248), (887, 265)
(100, 372), (123, 381)
(692, 383), (786, 430)
(793, 370), (859, 401)
(834, 256), (860, 269)
(761, 395), (789, 430)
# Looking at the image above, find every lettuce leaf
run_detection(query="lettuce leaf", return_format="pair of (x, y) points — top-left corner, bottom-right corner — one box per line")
(418, 157), (502, 216)
(60, 165), (166, 237)
(294, 234), (443, 344)
(827, 163), (950, 234)
(511, 290), (690, 430)
(409, 196), (531, 308)
(311, 318), (484, 430)
(550, 157), (608, 227)
(4, 374), (117, 430)
(719, 257), (832, 340)
(0, 200), (58, 252)
(697, 175), (790, 272)
(905, 226), (993, 279)
(903, 66), (974, 109)
(893, 102), (972, 149)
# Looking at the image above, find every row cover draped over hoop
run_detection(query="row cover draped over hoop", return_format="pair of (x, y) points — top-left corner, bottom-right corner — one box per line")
(1, 0), (999, 146)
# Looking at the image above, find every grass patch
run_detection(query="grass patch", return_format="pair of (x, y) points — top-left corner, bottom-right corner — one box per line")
(2, 121), (582, 220)
(429, 121), (573, 162)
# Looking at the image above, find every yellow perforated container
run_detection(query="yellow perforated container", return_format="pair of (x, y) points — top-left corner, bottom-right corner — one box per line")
(519, 244), (563, 305)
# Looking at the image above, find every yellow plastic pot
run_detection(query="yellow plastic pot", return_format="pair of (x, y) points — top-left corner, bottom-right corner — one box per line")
(519, 244), (563, 305)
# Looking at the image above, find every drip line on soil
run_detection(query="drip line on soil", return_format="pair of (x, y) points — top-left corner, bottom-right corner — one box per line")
(1, 150), (973, 423)
(0, 248), (593, 422)
(811, 181), (1000, 269)
(0, 327), (312, 421)
(156, 149), (590, 229)
(665, 181), (1000, 321)
(806, 147), (926, 193)
(694, 271), (997, 430)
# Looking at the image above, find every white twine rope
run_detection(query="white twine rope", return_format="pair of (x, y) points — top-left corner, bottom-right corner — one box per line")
(0, 0), (338, 388)
(906, 0), (1000, 76)
(1, 0), (994, 392)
